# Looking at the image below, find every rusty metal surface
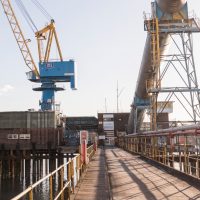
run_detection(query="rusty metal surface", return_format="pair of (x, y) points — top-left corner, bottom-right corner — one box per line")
(0, 128), (63, 150)
(156, 0), (187, 13)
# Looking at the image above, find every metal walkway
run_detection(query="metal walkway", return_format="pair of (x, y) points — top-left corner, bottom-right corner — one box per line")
(73, 147), (200, 200)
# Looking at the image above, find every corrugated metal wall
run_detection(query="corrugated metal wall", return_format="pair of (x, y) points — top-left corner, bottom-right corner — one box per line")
(0, 112), (27, 128)
(0, 111), (57, 129)
(0, 111), (62, 150)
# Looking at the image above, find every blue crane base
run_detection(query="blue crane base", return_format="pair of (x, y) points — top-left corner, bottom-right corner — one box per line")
(33, 82), (64, 111)
(27, 60), (76, 111)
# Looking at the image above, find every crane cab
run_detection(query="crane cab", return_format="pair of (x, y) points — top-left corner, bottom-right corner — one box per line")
(39, 60), (76, 89)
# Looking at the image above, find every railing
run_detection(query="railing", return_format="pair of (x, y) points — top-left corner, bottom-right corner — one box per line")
(11, 144), (96, 200)
(87, 144), (96, 162)
(117, 125), (200, 180)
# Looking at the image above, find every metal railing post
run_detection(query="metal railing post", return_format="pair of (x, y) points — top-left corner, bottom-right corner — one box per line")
(60, 167), (64, 200)
(49, 175), (53, 200)
(29, 189), (33, 200)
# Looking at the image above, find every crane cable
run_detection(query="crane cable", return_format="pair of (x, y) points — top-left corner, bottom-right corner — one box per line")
(15, 0), (38, 32)
(30, 0), (52, 21)
(15, 0), (53, 33)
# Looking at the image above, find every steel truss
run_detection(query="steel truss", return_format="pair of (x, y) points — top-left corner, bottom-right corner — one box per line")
(150, 30), (200, 124)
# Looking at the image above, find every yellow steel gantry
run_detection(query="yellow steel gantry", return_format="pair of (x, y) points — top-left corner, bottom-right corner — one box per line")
(35, 20), (63, 63)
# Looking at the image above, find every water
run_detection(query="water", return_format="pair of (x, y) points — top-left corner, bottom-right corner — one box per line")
(0, 157), (68, 200)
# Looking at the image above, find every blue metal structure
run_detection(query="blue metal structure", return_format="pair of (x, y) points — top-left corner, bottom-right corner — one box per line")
(27, 60), (76, 111)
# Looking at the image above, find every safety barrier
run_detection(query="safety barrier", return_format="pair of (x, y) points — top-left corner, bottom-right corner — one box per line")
(11, 144), (96, 200)
(87, 144), (96, 162)
(117, 125), (200, 179)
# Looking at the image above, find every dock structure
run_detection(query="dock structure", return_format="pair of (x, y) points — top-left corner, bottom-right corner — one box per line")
(0, 111), (66, 179)
(107, 148), (200, 200)
(71, 149), (110, 200)
(72, 147), (200, 200)
(9, 144), (200, 200)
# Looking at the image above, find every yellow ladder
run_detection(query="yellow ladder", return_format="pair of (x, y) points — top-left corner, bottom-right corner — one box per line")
(149, 17), (160, 130)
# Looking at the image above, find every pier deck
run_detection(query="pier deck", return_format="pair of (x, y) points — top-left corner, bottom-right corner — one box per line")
(73, 147), (200, 200)
(72, 148), (110, 199)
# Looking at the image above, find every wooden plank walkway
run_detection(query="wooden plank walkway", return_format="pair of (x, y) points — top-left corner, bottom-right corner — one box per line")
(72, 147), (200, 200)
(72, 148), (111, 200)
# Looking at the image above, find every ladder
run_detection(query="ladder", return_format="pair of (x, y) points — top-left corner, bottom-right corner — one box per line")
(149, 17), (160, 131)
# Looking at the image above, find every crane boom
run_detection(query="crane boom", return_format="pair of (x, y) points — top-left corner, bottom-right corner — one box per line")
(0, 0), (40, 78)
(1, 0), (76, 111)
(35, 20), (63, 63)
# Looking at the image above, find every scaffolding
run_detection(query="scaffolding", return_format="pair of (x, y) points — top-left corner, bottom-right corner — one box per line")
(147, 17), (161, 130)
(144, 15), (200, 131)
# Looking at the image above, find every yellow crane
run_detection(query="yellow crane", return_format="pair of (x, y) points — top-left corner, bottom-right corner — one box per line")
(1, 0), (40, 77)
(1, 0), (76, 111)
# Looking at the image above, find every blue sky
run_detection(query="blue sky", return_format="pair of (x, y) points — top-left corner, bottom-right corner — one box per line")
(0, 1), (200, 119)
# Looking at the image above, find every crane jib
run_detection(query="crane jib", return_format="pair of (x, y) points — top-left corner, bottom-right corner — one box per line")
(1, 0), (76, 111)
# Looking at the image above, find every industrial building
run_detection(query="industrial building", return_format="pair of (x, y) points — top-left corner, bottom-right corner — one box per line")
(98, 113), (129, 144)
(63, 116), (98, 147)
(0, 111), (63, 151)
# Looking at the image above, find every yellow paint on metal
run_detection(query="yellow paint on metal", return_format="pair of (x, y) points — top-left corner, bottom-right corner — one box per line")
(35, 21), (63, 63)
(0, 0), (40, 78)
(49, 176), (53, 200)
(147, 17), (161, 131)
(29, 190), (33, 200)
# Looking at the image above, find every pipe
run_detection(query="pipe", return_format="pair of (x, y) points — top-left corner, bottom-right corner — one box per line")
(126, 123), (200, 137)
(156, 0), (187, 14)
(135, 34), (170, 99)
(127, 0), (188, 134)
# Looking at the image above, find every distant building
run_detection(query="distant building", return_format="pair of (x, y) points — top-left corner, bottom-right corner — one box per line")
(63, 116), (98, 146)
(98, 113), (129, 144)
(64, 116), (98, 132)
